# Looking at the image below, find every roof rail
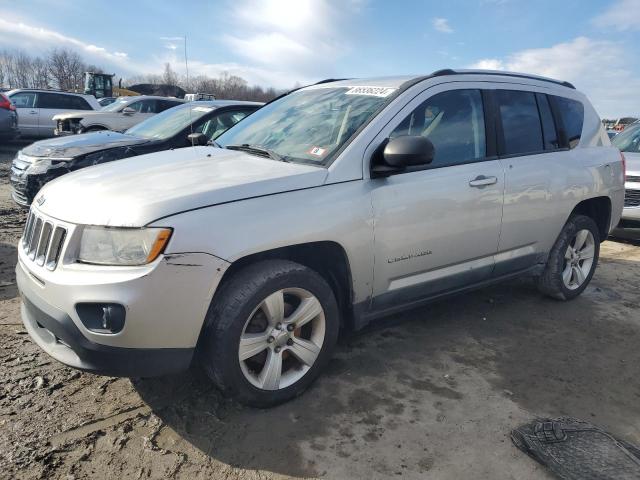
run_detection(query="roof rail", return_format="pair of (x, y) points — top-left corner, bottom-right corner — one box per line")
(430, 69), (576, 89)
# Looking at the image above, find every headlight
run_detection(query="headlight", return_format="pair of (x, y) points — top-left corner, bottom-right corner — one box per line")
(78, 227), (172, 266)
(25, 159), (62, 175)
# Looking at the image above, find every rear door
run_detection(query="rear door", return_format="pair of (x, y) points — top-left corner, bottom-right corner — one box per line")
(9, 91), (38, 137)
(492, 89), (578, 275)
(369, 85), (505, 310)
(37, 93), (92, 136)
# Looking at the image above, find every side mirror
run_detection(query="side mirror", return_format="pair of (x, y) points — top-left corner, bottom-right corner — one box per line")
(187, 132), (208, 146)
(122, 107), (136, 115)
(383, 136), (434, 167)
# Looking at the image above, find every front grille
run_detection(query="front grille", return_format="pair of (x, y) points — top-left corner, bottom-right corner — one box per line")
(624, 189), (640, 208)
(627, 175), (640, 183)
(22, 210), (67, 270)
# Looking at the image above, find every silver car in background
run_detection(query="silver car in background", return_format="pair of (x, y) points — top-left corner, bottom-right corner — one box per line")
(612, 122), (640, 228)
(6, 89), (100, 138)
(16, 69), (624, 407)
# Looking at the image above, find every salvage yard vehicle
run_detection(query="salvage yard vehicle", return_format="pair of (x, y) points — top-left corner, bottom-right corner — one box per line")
(0, 92), (18, 142)
(17, 69), (624, 407)
(53, 95), (184, 135)
(6, 89), (100, 138)
(612, 122), (640, 228)
(10, 100), (262, 206)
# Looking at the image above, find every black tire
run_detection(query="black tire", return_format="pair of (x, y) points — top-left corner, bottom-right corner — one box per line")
(199, 259), (339, 407)
(538, 214), (600, 300)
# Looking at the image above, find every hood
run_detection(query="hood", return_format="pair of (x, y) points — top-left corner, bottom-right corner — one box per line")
(624, 152), (640, 176)
(36, 146), (328, 226)
(53, 110), (119, 121)
(22, 131), (149, 159)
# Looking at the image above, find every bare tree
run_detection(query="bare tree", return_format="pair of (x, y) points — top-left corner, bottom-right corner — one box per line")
(47, 48), (86, 91)
(162, 63), (178, 86)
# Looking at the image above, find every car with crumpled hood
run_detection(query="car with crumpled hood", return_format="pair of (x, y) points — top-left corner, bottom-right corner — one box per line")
(10, 100), (261, 206)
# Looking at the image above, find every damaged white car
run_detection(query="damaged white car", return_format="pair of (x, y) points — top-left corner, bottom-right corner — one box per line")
(53, 96), (184, 135)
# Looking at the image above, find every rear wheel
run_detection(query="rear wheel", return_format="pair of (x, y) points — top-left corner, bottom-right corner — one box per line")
(538, 214), (600, 300)
(200, 260), (339, 407)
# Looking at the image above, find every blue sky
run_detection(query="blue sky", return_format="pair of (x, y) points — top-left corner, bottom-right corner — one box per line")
(1, 0), (639, 117)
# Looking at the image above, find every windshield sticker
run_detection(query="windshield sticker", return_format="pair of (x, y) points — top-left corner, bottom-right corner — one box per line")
(308, 146), (327, 157)
(345, 86), (396, 97)
(192, 107), (214, 112)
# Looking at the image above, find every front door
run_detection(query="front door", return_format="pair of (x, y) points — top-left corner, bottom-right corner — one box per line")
(369, 87), (505, 311)
(10, 91), (39, 137)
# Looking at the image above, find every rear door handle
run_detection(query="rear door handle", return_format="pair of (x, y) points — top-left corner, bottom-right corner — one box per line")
(469, 175), (498, 187)
(29, 110), (38, 115)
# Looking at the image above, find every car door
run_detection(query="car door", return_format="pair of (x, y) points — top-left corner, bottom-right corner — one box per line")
(491, 89), (571, 276)
(118, 99), (157, 130)
(9, 91), (39, 137)
(368, 86), (505, 310)
(37, 92), (75, 137)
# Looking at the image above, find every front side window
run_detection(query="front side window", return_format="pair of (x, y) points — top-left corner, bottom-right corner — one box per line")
(216, 86), (392, 165)
(127, 100), (157, 113)
(497, 90), (544, 155)
(197, 110), (250, 139)
(553, 96), (584, 149)
(10, 92), (37, 108)
(612, 123), (640, 153)
(389, 89), (486, 167)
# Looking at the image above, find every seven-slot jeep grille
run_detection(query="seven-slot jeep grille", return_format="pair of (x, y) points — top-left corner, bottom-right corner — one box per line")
(22, 210), (67, 270)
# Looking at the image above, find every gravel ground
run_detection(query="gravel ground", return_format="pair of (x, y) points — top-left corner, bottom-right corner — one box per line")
(1, 141), (639, 479)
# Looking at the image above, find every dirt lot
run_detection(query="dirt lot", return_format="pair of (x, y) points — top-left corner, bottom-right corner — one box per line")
(1, 142), (639, 480)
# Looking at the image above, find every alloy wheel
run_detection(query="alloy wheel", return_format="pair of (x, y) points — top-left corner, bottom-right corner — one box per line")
(562, 229), (595, 290)
(238, 288), (326, 390)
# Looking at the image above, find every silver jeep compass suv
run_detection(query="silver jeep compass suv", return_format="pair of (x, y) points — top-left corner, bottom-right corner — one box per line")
(17, 70), (624, 407)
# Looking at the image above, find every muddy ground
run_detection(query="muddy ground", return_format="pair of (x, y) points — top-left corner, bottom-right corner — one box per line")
(1, 141), (639, 480)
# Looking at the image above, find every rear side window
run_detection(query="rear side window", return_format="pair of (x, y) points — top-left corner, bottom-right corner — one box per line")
(157, 100), (182, 112)
(553, 96), (584, 149)
(496, 90), (543, 155)
(38, 93), (69, 109)
(390, 89), (486, 167)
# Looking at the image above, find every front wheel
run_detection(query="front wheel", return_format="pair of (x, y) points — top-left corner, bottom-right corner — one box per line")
(199, 260), (339, 407)
(538, 214), (600, 300)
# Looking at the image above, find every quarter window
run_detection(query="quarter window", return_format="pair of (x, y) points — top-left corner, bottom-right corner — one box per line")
(536, 93), (560, 150)
(390, 89), (486, 167)
(553, 96), (584, 149)
(496, 90), (543, 155)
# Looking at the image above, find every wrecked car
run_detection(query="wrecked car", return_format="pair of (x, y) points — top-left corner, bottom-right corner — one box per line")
(10, 100), (261, 206)
(16, 70), (624, 407)
(52, 95), (184, 135)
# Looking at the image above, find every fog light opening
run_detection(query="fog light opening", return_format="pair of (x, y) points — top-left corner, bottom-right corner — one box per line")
(76, 303), (125, 334)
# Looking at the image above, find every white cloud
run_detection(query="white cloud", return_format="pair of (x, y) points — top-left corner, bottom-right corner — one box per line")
(593, 0), (640, 31)
(0, 17), (132, 70)
(220, 0), (359, 84)
(432, 18), (454, 33)
(469, 36), (640, 117)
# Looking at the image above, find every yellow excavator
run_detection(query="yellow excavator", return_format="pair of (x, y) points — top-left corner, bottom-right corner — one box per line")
(83, 72), (138, 98)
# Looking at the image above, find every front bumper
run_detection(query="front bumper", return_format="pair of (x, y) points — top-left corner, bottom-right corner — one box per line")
(16, 211), (230, 376)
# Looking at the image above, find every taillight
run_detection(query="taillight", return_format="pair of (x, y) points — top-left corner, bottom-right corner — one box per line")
(0, 94), (15, 111)
(621, 151), (626, 182)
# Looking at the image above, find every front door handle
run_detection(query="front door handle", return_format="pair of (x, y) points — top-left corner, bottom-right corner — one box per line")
(29, 110), (38, 115)
(469, 175), (498, 188)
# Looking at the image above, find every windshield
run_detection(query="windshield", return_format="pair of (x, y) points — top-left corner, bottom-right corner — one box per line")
(125, 103), (214, 140)
(215, 86), (394, 165)
(612, 124), (640, 153)
(101, 98), (132, 112)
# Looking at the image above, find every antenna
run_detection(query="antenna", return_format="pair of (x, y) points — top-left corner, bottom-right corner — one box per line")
(184, 35), (195, 144)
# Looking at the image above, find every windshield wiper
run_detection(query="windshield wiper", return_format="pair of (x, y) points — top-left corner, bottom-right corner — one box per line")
(225, 144), (289, 162)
